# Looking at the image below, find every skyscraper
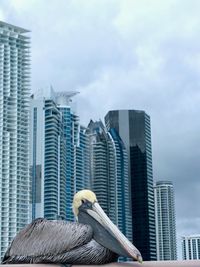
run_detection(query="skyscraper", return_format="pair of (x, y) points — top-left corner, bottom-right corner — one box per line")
(87, 121), (109, 215)
(154, 181), (177, 260)
(105, 110), (156, 261)
(87, 120), (132, 244)
(30, 95), (44, 219)
(54, 91), (90, 221)
(182, 235), (200, 260)
(30, 89), (90, 221)
(0, 21), (30, 258)
(76, 125), (90, 191)
(30, 95), (67, 220)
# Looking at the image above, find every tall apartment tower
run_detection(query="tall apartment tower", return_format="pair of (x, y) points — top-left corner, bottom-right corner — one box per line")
(53, 91), (90, 221)
(105, 110), (156, 261)
(30, 95), (67, 220)
(30, 89), (90, 221)
(87, 120), (132, 244)
(182, 235), (200, 260)
(0, 22), (30, 258)
(154, 181), (177, 260)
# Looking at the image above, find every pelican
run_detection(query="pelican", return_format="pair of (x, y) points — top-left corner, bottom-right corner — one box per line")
(2, 190), (142, 265)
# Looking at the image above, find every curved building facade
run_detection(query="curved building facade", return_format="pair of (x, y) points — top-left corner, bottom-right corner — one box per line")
(87, 120), (132, 245)
(108, 128), (132, 242)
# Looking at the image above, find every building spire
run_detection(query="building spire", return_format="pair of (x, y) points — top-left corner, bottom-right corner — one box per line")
(50, 86), (80, 106)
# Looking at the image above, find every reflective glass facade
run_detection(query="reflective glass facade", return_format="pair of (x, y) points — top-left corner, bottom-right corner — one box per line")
(0, 22), (30, 258)
(58, 103), (90, 221)
(30, 97), (67, 220)
(87, 121), (132, 248)
(105, 110), (156, 261)
(58, 106), (75, 221)
(30, 97), (45, 219)
(108, 128), (132, 243)
(44, 100), (67, 220)
(30, 90), (90, 222)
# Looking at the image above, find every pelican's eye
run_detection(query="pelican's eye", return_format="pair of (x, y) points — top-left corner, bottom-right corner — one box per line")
(81, 199), (86, 204)
(79, 198), (93, 211)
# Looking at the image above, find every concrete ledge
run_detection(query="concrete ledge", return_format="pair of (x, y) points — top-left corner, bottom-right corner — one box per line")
(1, 261), (200, 267)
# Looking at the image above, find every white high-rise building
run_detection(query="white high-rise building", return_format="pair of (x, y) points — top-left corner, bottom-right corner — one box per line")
(0, 21), (30, 258)
(182, 235), (200, 260)
(154, 181), (177, 260)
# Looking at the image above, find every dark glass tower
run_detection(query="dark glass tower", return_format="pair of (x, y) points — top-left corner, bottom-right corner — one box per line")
(105, 110), (156, 261)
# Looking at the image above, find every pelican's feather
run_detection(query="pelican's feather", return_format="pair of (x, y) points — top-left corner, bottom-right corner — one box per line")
(2, 218), (93, 263)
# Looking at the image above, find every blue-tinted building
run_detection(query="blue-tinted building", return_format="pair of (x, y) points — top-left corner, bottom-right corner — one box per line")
(105, 110), (156, 261)
(53, 92), (90, 221)
(30, 89), (90, 221)
(87, 120), (132, 244)
(43, 99), (67, 219)
(75, 125), (90, 191)
(30, 96), (67, 220)
(108, 128), (132, 242)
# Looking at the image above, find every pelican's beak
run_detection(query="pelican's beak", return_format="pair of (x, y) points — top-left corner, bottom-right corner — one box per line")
(78, 201), (142, 263)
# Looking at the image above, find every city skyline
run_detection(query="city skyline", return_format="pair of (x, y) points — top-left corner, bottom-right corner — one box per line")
(1, 0), (200, 259)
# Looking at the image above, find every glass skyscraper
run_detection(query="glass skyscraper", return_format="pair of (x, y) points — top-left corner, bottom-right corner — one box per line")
(44, 99), (67, 220)
(54, 91), (90, 221)
(87, 120), (109, 215)
(76, 125), (90, 191)
(0, 22), (30, 258)
(87, 120), (132, 244)
(105, 110), (156, 261)
(154, 181), (177, 260)
(30, 95), (67, 220)
(30, 96), (44, 219)
(30, 89), (90, 221)
(108, 127), (132, 243)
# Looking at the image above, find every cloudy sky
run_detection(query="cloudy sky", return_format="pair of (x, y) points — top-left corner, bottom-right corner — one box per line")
(1, 0), (200, 258)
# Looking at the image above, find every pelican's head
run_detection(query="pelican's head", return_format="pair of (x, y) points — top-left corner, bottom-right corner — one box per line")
(73, 189), (142, 263)
(73, 189), (97, 218)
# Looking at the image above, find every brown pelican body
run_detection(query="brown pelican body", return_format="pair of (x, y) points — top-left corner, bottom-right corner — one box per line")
(2, 218), (116, 265)
(2, 190), (142, 265)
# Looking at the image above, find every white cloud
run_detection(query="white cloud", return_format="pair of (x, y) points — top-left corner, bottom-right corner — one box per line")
(9, 0), (38, 11)
(0, 9), (5, 20)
